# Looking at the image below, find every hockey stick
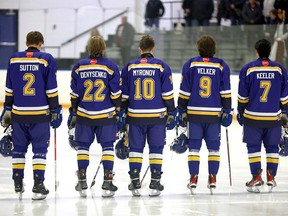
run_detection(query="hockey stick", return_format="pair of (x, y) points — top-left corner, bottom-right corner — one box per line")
(90, 160), (102, 189)
(54, 128), (58, 191)
(226, 128), (232, 186)
(140, 165), (150, 185)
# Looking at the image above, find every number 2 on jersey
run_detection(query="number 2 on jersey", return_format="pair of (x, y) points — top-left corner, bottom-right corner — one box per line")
(83, 79), (105, 102)
(23, 73), (35, 96)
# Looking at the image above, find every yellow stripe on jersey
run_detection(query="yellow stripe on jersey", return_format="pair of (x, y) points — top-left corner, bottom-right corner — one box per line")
(249, 157), (261, 163)
(238, 98), (249, 103)
(47, 92), (58, 98)
(77, 155), (89, 160)
(266, 158), (279, 163)
(110, 94), (121, 100)
(5, 92), (13, 97)
(247, 66), (282, 75)
(77, 110), (116, 119)
(10, 57), (48, 67)
(281, 99), (288, 105)
(187, 110), (220, 116)
(102, 155), (114, 161)
(162, 94), (174, 100)
(128, 63), (164, 72)
(33, 165), (46, 170)
(188, 156), (200, 161)
(127, 112), (167, 118)
(78, 64), (114, 75)
(129, 157), (143, 163)
(149, 159), (162, 164)
(244, 113), (280, 121)
(12, 109), (48, 115)
(208, 156), (220, 161)
(12, 164), (25, 169)
(190, 62), (223, 70)
(220, 94), (231, 98)
(179, 93), (190, 100)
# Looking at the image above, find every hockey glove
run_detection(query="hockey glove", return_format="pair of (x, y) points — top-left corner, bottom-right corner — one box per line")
(221, 108), (234, 127)
(178, 108), (187, 128)
(0, 106), (12, 128)
(50, 105), (63, 129)
(116, 108), (126, 132)
(281, 110), (288, 128)
(166, 108), (179, 130)
(237, 113), (243, 126)
(67, 107), (77, 129)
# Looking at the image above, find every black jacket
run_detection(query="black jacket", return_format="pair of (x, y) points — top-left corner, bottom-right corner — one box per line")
(145, 0), (165, 18)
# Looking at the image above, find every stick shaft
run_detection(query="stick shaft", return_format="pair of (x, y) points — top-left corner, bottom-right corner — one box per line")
(226, 128), (232, 186)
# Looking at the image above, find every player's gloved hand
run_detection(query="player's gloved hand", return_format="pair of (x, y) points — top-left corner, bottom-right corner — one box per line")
(166, 108), (178, 130)
(281, 110), (288, 128)
(178, 108), (187, 128)
(50, 105), (63, 129)
(237, 113), (243, 126)
(67, 107), (76, 129)
(116, 108), (126, 132)
(221, 108), (234, 127)
(0, 106), (12, 128)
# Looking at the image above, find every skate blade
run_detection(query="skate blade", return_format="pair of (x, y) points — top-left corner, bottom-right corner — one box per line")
(149, 189), (161, 197)
(131, 189), (141, 197)
(102, 190), (115, 198)
(17, 192), (24, 200)
(268, 185), (275, 193)
(209, 188), (214, 195)
(78, 190), (87, 198)
(32, 193), (47, 200)
(189, 188), (196, 195)
(247, 186), (260, 193)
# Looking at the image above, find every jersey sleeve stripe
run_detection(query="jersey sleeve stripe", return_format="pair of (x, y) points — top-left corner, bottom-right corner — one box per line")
(47, 92), (58, 98)
(162, 94), (174, 100)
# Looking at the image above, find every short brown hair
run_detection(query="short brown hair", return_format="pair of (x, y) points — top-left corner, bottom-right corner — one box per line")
(26, 31), (44, 45)
(197, 35), (216, 57)
(139, 35), (155, 52)
(87, 36), (106, 57)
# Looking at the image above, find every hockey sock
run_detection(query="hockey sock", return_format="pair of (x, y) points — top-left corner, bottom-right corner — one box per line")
(101, 142), (114, 171)
(129, 147), (143, 172)
(188, 149), (200, 175)
(149, 145), (163, 172)
(208, 150), (220, 174)
(32, 152), (47, 181)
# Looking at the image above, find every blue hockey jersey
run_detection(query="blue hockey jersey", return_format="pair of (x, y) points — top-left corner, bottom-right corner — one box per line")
(121, 53), (175, 125)
(70, 57), (121, 126)
(4, 47), (59, 123)
(178, 56), (231, 123)
(238, 58), (288, 127)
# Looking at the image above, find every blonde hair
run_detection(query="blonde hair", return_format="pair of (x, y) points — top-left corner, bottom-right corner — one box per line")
(87, 36), (106, 57)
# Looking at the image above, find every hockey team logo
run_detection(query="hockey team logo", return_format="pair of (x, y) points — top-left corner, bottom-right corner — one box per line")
(90, 59), (97, 64)
(141, 58), (147, 63)
(203, 57), (209, 62)
(262, 60), (269, 66)
(26, 52), (33, 57)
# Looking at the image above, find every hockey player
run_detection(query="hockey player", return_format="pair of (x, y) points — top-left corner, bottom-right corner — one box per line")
(68, 35), (121, 197)
(237, 39), (288, 193)
(121, 35), (177, 197)
(0, 31), (62, 200)
(177, 35), (233, 195)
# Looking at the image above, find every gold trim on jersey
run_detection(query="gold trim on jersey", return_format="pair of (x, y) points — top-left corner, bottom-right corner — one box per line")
(128, 63), (164, 72)
(190, 62), (223, 70)
(47, 92), (58, 98)
(127, 112), (167, 118)
(10, 57), (48, 67)
(162, 94), (174, 100)
(246, 66), (282, 76)
(179, 93), (190, 100)
(77, 111), (116, 119)
(76, 64), (114, 75)
(12, 109), (48, 115)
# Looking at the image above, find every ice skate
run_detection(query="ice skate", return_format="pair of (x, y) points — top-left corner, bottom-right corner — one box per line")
(149, 169), (164, 197)
(266, 169), (276, 193)
(207, 174), (216, 195)
(128, 169), (141, 197)
(13, 173), (24, 200)
(32, 174), (49, 200)
(246, 169), (264, 193)
(102, 170), (118, 197)
(75, 169), (88, 198)
(187, 174), (198, 195)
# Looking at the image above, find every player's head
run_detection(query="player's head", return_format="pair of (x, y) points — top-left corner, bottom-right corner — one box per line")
(139, 35), (155, 53)
(26, 31), (44, 48)
(197, 35), (216, 58)
(88, 35), (106, 58)
(255, 39), (271, 59)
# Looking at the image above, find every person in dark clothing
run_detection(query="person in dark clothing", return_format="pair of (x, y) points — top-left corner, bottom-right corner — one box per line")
(182, 0), (194, 27)
(191, 0), (214, 26)
(115, 16), (135, 67)
(145, 0), (165, 28)
(217, 0), (230, 25)
(274, 0), (288, 23)
(225, 0), (245, 25)
(242, 0), (264, 24)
